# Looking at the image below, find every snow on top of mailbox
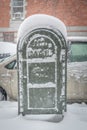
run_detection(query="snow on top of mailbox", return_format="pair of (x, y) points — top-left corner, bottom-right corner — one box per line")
(17, 14), (67, 41)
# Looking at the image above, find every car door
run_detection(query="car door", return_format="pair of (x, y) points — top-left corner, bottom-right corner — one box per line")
(0, 66), (11, 97)
(10, 61), (17, 100)
(4, 59), (17, 99)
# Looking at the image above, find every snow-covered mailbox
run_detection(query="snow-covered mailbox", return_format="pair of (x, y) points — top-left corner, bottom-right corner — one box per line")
(17, 14), (67, 118)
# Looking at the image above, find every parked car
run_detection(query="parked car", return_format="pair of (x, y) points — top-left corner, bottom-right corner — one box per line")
(0, 55), (17, 101)
(67, 37), (87, 102)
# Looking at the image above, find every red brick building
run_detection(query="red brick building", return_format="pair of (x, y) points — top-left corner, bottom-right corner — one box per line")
(0, 0), (87, 43)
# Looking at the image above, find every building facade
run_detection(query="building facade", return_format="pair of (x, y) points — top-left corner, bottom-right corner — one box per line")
(0, 0), (87, 43)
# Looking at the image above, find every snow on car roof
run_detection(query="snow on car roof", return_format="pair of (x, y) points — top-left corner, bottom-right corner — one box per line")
(17, 14), (67, 41)
(0, 54), (16, 64)
(0, 42), (17, 54)
(67, 36), (87, 42)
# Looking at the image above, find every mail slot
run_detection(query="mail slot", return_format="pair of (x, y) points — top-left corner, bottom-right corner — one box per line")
(17, 14), (67, 118)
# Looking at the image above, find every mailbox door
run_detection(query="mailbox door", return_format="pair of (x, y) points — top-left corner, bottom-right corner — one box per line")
(26, 34), (58, 114)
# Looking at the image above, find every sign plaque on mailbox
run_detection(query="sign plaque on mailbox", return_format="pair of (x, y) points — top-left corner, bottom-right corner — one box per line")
(17, 15), (67, 117)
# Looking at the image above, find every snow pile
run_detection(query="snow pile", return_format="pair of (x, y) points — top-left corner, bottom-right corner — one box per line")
(0, 101), (87, 130)
(67, 61), (87, 81)
(17, 14), (67, 41)
(28, 82), (56, 88)
(0, 42), (16, 54)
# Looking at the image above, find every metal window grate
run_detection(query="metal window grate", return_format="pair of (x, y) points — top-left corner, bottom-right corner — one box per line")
(3, 32), (14, 42)
(11, 0), (25, 20)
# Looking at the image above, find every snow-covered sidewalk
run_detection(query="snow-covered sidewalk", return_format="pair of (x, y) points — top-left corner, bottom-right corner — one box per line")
(0, 101), (87, 130)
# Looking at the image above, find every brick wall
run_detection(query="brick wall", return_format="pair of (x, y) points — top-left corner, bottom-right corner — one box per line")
(0, 0), (10, 27)
(0, 0), (87, 42)
(26, 0), (87, 26)
(0, 0), (87, 27)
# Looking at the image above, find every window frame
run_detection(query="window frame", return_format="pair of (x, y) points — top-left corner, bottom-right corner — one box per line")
(3, 32), (14, 42)
(5, 60), (17, 70)
(11, 0), (26, 20)
(67, 37), (87, 62)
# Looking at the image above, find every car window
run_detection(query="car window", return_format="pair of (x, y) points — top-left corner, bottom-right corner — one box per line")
(5, 60), (17, 69)
(14, 62), (17, 69)
(68, 41), (87, 62)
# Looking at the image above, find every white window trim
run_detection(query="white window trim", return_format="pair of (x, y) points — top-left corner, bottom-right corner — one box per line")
(10, 0), (26, 20)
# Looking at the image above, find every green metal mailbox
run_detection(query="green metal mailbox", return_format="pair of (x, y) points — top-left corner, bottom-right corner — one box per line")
(17, 14), (67, 118)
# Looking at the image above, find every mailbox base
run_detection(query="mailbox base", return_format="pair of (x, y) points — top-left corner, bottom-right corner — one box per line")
(21, 113), (64, 122)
